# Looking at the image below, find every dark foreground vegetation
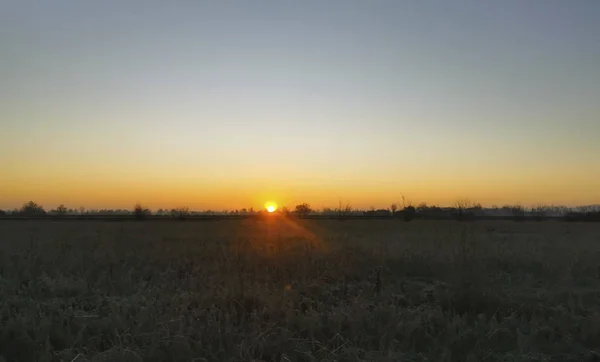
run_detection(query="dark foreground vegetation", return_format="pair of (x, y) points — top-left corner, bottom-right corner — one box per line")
(1, 219), (600, 361)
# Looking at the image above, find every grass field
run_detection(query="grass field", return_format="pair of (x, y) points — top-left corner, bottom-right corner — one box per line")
(1, 218), (600, 362)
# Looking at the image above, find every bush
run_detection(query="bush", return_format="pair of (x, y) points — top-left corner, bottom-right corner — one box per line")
(452, 199), (477, 221)
(19, 201), (46, 216)
(52, 204), (68, 216)
(133, 203), (151, 220)
(171, 207), (190, 220)
(294, 203), (312, 217)
(509, 204), (526, 222)
(402, 206), (416, 222)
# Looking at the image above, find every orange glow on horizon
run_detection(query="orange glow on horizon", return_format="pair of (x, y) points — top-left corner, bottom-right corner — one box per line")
(1, 170), (600, 211)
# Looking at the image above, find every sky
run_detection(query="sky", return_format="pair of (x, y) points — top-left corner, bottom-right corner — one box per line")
(1, 0), (599, 211)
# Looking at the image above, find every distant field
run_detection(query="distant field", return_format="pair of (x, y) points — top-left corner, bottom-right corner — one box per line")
(1, 219), (600, 362)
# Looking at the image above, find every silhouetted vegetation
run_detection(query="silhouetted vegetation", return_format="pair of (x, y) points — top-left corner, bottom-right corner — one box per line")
(531, 205), (548, 221)
(416, 203), (447, 219)
(294, 203), (312, 216)
(50, 204), (68, 216)
(363, 209), (391, 217)
(402, 205), (417, 221)
(392, 195), (417, 221)
(335, 201), (353, 220)
(19, 201), (46, 216)
(2, 219), (600, 361)
(171, 207), (190, 220)
(504, 204), (526, 221)
(3, 199), (599, 223)
(133, 203), (151, 220)
(451, 199), (481, 221)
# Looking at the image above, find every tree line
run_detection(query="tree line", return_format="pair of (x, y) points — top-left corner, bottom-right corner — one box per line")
(2, 200), (599, 222)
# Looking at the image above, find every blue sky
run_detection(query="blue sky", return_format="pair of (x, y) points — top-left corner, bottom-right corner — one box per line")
(1, 0), (599, 209)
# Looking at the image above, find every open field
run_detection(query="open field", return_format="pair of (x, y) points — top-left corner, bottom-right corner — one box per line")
(1, 219), (600, 362)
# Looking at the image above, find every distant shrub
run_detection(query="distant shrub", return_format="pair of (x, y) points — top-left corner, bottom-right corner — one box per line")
(508, 204), (526, 222)
(294, 203), (312, 217)
(19, 201), (46, 216)
(451, 199), (483, 221)
(336, 202), (352, 220)
(52, 204), (68, 216)
(133, 203), (151, 220)
(171, 207), (190, 220)
(402, 206), (416, 222)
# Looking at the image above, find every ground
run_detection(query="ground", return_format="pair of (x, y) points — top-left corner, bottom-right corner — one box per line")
(1, 218), (600, 362)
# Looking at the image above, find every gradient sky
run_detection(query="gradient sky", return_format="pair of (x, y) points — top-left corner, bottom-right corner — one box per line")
(1, 0), (599, 211)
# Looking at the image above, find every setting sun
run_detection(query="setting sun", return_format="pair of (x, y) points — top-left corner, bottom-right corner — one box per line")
(265, 202), (277, 213)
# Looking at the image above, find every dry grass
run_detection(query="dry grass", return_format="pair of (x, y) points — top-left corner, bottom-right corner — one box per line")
(1, 218), (600, 361)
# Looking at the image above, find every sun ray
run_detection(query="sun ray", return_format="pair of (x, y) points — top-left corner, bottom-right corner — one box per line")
(278, 215), (327, 252)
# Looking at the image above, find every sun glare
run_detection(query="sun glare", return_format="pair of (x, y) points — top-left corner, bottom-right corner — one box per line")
(265, 202), (277, 213)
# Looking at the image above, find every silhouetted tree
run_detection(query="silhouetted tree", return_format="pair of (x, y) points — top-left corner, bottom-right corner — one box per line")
(390, 203), (398, 216)
(171, 207), (190, 220)
(452, 199), (476, 221)
(413, 204), (446, 219)
(295, 203), (312, 216)
(402, 205), (416, 222)
(400, 194), (409, 208)
(509, 204), (525, 221)
(133, 203), (151, 220)
(20, 201), (46, 216)
(53, 204), (67, 216)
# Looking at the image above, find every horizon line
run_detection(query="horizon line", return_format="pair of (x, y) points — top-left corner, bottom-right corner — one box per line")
(3, 200), (600, 213)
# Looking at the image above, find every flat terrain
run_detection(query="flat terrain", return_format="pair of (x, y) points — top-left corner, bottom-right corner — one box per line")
(1, 219), (600, 362)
